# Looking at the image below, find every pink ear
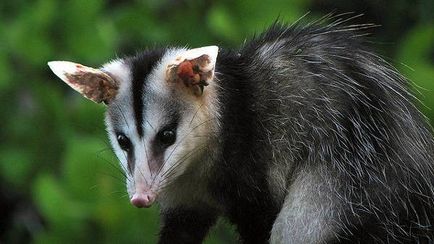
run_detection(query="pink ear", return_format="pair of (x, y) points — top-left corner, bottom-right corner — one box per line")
(48, 61), (119, 104)
(166, 46), (218, 96)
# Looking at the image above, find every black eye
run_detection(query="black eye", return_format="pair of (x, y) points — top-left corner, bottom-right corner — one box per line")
(117, 133), (131, 152)
(158, 129), (176, 146)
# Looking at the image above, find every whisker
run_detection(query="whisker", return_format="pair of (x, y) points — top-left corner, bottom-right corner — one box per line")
(161, 141), (210, 176)
(160, 118), (215, 172)
(109, 191), (129, 198)
(189, 103), (205, 127)
(119, 193), (130, 199)
(145, 119), (156, 133)
(160, 144), (216, 191)
(158, 145), (208, 189)
(97, 149), (129, 181)
(153, 118), (215, 180)
(114, 103), (131, 130)
(96, 171), (127, 184)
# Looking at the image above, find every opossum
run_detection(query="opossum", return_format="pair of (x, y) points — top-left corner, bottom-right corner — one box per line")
(48, 18), (434, 243)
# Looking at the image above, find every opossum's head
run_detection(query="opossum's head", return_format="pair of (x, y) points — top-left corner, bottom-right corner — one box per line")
(48, 46), (220, 208)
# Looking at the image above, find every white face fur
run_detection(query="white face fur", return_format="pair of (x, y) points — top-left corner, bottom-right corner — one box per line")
(48, 46), (220, 208)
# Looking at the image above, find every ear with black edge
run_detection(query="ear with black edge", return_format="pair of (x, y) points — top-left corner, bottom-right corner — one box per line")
(166, 46), (218, 96)
(47, 61), (119, 104)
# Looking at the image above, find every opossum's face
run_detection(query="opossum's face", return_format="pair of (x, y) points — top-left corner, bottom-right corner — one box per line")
(48, 46), (220, 208)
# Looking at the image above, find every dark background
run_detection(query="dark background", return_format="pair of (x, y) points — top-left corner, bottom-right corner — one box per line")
(0, 0), (433, 243)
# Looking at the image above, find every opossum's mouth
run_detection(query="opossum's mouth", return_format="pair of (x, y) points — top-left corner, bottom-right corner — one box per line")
(130, 191), (156, 208)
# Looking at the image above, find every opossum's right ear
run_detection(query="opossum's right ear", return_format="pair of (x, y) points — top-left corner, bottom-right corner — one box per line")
(48, 61), (118, 104)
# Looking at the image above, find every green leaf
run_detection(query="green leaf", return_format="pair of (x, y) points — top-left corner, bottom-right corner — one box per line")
(397, 25), (434, 121)
(207, 4), (241, 43)
(62, 135), (109, 201)
(0, 149), (32, 188)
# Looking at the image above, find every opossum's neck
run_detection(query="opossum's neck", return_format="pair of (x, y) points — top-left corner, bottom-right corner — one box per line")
(200, 51), (281, 224)
(212, 51), (274, 179)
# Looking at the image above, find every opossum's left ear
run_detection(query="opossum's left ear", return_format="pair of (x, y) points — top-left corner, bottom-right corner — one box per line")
(166, 46), (218, 96)
(48, 61), (118, 104)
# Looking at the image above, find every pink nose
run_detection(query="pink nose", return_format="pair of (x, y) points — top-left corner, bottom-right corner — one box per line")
(130, 192), (156, 208)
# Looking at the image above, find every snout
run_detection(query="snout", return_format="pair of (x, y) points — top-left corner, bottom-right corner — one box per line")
(130, 192), (156, 208)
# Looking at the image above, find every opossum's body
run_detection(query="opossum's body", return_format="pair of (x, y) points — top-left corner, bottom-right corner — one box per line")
(49, 20), (434, 243)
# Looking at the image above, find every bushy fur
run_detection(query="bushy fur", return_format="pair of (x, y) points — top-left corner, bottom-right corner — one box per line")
(103, 16), (434, 243)
(207, 18), (434, 243)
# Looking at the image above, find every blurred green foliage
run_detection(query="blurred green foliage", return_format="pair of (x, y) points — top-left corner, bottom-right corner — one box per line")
(0, 0), (433, 243)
